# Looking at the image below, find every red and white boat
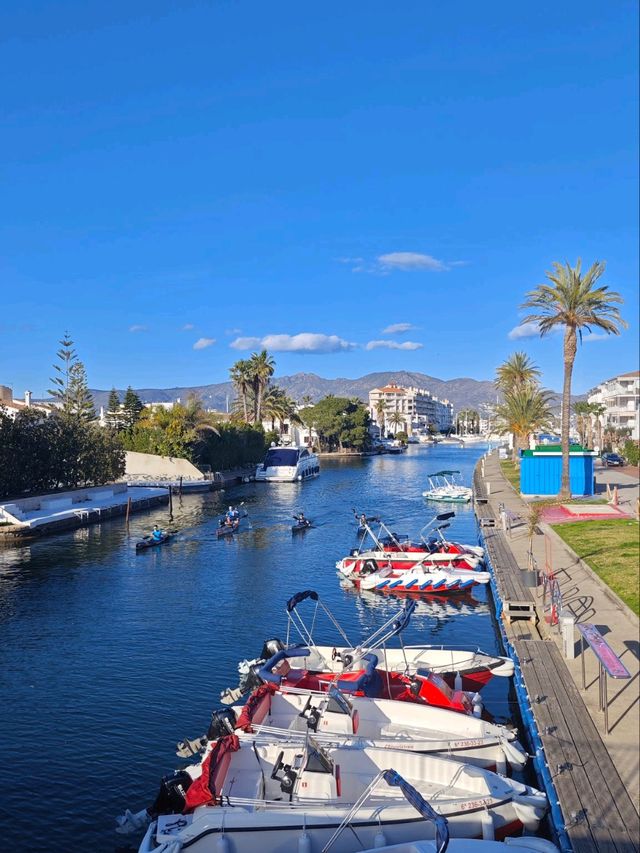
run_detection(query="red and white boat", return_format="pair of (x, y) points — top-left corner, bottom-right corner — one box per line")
(339, 560), (491, 595)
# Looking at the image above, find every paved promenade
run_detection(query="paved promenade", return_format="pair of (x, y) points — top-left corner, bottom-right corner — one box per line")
(479, 452), (639, 816)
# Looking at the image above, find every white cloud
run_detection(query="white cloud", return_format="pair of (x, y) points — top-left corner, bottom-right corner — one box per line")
(181, 323), (195, 331)
(382, 322), (417, 334)
(508, 321), (541, 340)
(230, 333), (355, 353)
(377, 252), (449, 272)
(583, 332), (610, 343)
(129, 324), (147, 333)
(193, 337), (216, 350)
(366, 339), (423, 351)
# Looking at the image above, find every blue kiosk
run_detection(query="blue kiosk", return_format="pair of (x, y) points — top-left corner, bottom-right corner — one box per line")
(520, 445), (597, 496)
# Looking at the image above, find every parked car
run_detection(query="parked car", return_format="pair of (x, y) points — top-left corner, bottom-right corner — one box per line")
(602, 452), (625, 467)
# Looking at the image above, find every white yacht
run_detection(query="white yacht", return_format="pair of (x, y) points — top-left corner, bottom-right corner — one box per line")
(255, 444), (320, 482)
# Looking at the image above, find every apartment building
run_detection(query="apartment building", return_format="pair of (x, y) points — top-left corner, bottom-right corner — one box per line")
(368, 384), (454, 434)
(587, 370), (639, 440)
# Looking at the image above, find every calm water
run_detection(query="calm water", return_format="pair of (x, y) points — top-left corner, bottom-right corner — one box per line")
(0, 444), (514, 853)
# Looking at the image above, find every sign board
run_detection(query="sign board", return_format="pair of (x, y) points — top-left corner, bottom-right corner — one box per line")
(577, 623), (631, 679)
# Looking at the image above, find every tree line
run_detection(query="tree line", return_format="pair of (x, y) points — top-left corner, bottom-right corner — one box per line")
(0, 335), (124, 500)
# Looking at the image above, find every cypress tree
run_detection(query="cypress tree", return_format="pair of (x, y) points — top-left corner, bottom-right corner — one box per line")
(122, 387), (144, 430)
(106, 388), (122, 430)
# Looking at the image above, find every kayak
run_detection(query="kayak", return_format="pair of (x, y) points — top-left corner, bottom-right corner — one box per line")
(292, 519), (313, 533)
(217, 519), (240, 538)
(135, 533), (173, 551)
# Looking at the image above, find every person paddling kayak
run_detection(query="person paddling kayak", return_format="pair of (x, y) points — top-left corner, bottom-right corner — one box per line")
(151, 525), (164, 542)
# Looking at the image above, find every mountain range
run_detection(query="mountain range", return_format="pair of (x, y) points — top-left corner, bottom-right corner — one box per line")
(90, 370), (504, 413)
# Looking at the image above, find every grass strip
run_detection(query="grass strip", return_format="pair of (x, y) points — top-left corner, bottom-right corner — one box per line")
(551, 519), (640, 616)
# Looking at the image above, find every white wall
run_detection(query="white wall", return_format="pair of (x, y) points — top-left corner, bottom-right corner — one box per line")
(124, 451), (206, 481)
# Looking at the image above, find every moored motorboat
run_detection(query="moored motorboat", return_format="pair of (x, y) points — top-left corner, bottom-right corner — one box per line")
(120, 736), (547, 851)
(339, 561), (491, 596)
(422, 471), (472, 504)
(255, 443), (320, 482)
(180, 682), (526, 773)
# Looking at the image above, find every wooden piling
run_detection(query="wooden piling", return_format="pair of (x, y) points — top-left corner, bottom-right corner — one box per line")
(168, 485), (173, 520)
(179, 476), (183, 496)
(125, 496), (132, 529)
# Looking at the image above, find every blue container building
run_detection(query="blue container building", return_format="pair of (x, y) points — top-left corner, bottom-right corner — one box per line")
(520, 445), (597, 496)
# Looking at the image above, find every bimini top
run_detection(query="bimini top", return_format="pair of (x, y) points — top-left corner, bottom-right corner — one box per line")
(428, 470), (460, 477)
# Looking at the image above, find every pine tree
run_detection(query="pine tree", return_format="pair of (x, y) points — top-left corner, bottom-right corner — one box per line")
(106, 388), (122, 430)
(48, 332), (94, 420)
(122, 387), (144, 430)
(48, 332), (76, 411)
(68, 362), (95, 421)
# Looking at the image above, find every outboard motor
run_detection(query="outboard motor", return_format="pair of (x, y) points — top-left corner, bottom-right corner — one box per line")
(261, 638), (285, 659)
(207, 708), (238, 740)
(149, 771), (192, 817)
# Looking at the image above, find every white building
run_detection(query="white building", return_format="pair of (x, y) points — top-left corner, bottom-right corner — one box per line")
(368, 384), (454, 435)
(588, 370), (639, 440)
(0, 385), (52, 419)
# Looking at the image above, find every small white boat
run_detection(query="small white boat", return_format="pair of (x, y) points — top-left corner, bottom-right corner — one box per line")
(124, 736), (547, 852)
(339, 560), (490, 595)
(422, 471), (472, 504)
(255, 444), (320, 482)
(195, 683), (526, 773)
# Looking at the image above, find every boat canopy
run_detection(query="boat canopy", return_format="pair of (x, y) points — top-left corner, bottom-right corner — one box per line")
(263, 447), (300, 467)
(428, 470), (460, 477)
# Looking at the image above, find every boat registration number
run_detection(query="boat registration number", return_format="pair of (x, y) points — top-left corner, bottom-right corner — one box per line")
(458, 797), (493, 811)
(450, 738), (485, 748)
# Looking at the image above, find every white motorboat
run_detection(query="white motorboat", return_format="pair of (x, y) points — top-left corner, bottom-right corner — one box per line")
(188, 683), (526, 774)
(255, 444), (320, 482)
(339, 561), (491, 596)
(125, 736), (547, 852)
(422, 471), (472, 504)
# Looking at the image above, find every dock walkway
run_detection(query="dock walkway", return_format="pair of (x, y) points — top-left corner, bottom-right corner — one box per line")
(474, 453), (639, 853)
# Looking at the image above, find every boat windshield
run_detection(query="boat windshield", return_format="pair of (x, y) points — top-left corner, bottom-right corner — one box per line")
(304, 736), (334, 774)
(263, 448), (299, 467)
(326, 688), (352, 715)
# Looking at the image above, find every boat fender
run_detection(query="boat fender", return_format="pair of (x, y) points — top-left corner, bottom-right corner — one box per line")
(480, 810), (494, 840)
(454, 671), (462, 691)
(505, 837), (561, 852)
(373, 827), (387, 848)
(512, 791), (548, 830)
(207, 708), (238, 741)
(298, 831), (312, 853)
(472, 693), (483, 718)
(501, 737), (528, 770)
(216, 836), (231, 853)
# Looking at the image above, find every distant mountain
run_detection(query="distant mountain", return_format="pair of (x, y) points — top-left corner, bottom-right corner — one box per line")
(89, 370), (502, 413)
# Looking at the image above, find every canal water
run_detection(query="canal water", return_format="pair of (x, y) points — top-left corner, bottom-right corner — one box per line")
(0, 443), (514, 853)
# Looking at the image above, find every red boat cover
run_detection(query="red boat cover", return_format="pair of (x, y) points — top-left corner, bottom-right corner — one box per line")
(183, 734), (240, 811)
(236, 683), (277, 732)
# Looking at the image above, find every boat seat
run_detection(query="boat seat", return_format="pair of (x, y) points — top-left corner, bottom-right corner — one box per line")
(223, 768), (264, 802)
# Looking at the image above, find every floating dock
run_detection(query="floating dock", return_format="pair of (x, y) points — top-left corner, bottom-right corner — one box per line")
(474, 454), (639, 852)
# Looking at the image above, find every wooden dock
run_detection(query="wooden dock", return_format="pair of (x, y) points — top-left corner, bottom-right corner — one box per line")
(473, 465), (640, 853)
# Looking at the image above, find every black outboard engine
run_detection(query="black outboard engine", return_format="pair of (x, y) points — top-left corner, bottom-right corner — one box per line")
(260, 638), (285, 659)
(149, 771), (193, 817)
(207, 708), (238, 740)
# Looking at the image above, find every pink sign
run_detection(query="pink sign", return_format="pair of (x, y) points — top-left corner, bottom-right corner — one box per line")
(577, 623), (630, 679)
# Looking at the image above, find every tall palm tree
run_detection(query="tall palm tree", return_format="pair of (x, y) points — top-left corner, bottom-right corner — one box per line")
(229, 359), (253, 422)
(375, 399), (388, 433)
(495, 352), (541, 392)
(573, 401), (590, 447)
(496, 386), (553, 464)
(590, 403), (607, 450)
(521, 259), (626, 498)
(248, 350), (275, 423)
(387, 411), (405, 435)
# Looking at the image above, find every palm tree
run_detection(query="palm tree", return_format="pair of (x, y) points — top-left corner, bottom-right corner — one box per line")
(262, 386), (302, 433)
(573, 401), (590, 447)
(387, 411), (405, 435)
(495, 386), (553, 464)
(590, 403), (607, 450)
(375, 399), (388, 433)
(495, 352), (541, 392)
(229, 359), (253, 422)
(248, 350), (275, 423)
(521, 259), (626, 498)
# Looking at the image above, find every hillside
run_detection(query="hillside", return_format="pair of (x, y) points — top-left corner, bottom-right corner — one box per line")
(89, 370), (501, 413)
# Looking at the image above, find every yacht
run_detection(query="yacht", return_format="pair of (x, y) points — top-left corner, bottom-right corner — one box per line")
(255, 444), (320, 482)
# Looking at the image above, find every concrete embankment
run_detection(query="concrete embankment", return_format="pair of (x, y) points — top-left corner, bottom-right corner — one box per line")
(0, 484), (169, 542)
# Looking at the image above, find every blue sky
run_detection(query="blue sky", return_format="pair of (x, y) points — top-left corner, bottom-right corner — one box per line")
(1, 0), (638, 397)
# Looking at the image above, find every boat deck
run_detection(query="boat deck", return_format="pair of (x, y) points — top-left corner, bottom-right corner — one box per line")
(473, 462), (640, 853)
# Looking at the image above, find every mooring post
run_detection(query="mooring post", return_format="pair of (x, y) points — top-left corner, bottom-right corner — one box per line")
(179, 476), (183, 496)
(168, 485), (173, 520)
(125, 496), (132, 529)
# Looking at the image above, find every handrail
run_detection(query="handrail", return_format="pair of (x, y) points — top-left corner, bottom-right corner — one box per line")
(577, 623), (631, 735)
